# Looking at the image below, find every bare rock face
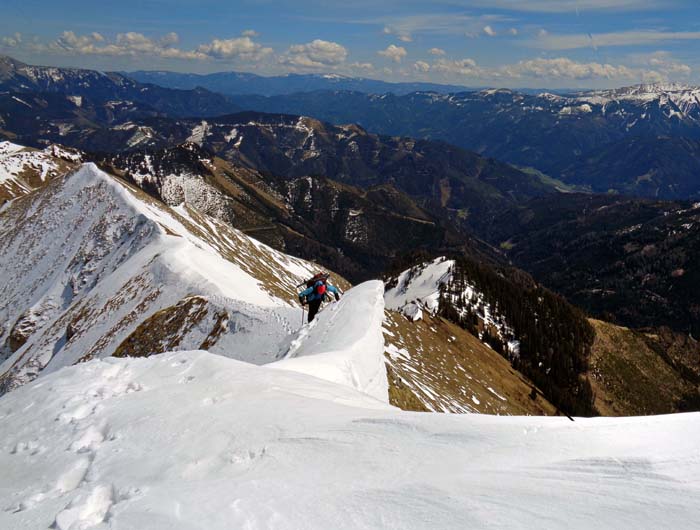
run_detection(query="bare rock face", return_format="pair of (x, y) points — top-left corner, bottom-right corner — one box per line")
(7, 310), (39, 353)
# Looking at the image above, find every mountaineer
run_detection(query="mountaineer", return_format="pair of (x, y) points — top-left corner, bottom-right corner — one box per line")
(298, 273), (341, 323)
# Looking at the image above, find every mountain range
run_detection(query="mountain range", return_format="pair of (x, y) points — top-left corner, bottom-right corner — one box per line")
(231, 83), (700, 199)
(0, 55), (240, 118)
(126, 69), (473, 96)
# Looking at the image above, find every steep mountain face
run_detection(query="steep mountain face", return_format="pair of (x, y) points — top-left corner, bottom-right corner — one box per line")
(231, 84), (700, 199)
(126, 69), (471, 96)
(486, 193), (700, 335)
(96, 143), (468, 282)
(0, 141), (82, 205)
(385, 257), (596, 416)
(0, 55), (240, 118)
(383, 309), (557, 415)
(0, 161), (337, 393)
(589, 319), (700, 415)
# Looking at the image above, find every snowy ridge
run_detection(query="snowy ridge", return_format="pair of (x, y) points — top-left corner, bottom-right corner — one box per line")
(0, 141), (81, 205)
(1, 350), (699, 529)
(274, 281), (388, 402)
(0, 162), (331, 391)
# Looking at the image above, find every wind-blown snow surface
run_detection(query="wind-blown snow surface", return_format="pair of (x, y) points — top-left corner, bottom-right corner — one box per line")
(1, 350), (699, 529)
(0, 162), (327, 391)
(275, 281), (388, 401)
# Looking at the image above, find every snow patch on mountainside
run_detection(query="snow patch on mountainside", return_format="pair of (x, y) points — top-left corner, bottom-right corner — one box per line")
(385, 257), (517, 354)
(385, 257), (453, 320)
(0, 141), (81, 204)
(0, 350), (699, 529)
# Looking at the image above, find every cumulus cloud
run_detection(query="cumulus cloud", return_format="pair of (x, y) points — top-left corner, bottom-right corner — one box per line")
(42, 31), (273, 62)
(1, 32), (22, 47)
(483, 26), (497, 37)
(350, 61), (374, 71)
(500, 57), (634, 79)
(431, 58), (482, 77)
(241, 29), (259, 38)
(382, 25), (412, 43)
(279, 39), (348, 69)
(378, 44), (407, 63)
(414, 54), (681, 83)
(641, 51), (692, 79)
(197, 36), (272, 61)
(413, 60), (431, 72)
(428, 47), (446, 56)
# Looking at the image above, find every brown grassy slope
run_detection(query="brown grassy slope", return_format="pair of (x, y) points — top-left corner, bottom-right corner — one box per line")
(384, 310), (557, 415)
(588, 319), (697, 415)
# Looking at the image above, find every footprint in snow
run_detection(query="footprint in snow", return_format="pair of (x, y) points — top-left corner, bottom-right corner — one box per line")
(69, 423), (109, 453)
(53, 483), (114, 530)
(55, 455), (92, 494)
(10, 439), (46, 456)
(55, 403), (99, 424)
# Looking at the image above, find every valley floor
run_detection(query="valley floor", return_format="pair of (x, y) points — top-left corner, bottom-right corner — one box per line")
(1, 350), (699, 530)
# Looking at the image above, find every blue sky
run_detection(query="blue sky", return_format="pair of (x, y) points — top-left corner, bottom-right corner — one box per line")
(2, 0), (699, 88)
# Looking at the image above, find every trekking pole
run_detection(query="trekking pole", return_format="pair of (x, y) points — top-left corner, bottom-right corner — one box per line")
(301, 305), (305, 327)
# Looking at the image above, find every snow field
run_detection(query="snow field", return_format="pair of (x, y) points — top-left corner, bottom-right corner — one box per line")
(1, 350), (699, 529)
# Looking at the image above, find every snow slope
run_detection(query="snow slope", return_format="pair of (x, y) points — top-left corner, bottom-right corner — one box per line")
(275, 280), (388, 401)
(1, 350), (699, 529)
(0, 162), (331, 391)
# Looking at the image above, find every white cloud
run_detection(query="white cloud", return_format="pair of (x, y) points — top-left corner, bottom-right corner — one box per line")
(241, 29), (259, 38)
(500, 57), (635, 79)
(508, 28), (519, 36)
(643, 51), (692, 77)
(1, 32), (22, 48)
(483, 26), (497, 37)
(428, 47), (446, 56)
(416, 54), (685, 83)
(413, 60), (431, 72)
(279, 39), (348, 69)
(431, 58), (482, 77)
(378, 44), (407, 63)
(349, 61), (374, 71)
(43, 31), (273, 63)
(533, 30), (700, 50)
(159, 32), (179, 46)
(382, 25), (412, 43)
(197, 37), (272, 61)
